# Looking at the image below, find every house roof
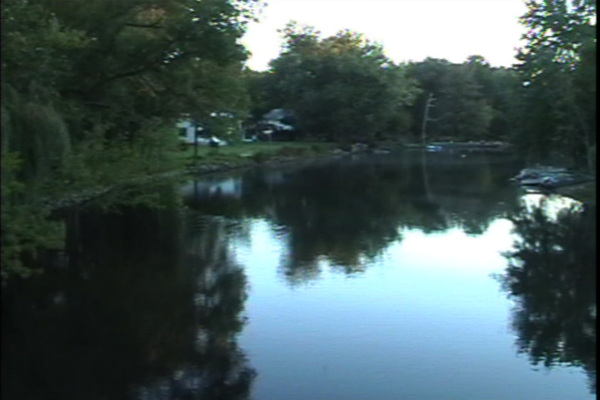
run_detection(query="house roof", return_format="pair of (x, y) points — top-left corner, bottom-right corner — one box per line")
(262, 108), (293, 121)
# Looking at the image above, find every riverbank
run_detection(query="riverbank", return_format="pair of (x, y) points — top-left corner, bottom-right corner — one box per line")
(46, 140), (596, 209)
(45, 142), (340, 210)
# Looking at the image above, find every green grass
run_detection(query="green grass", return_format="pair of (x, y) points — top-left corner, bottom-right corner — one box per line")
(173, 141), (334, 168)
(41, 141), (332, 205)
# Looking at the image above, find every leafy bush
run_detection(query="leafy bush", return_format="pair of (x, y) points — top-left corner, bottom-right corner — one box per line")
(1, 153), (64, 281)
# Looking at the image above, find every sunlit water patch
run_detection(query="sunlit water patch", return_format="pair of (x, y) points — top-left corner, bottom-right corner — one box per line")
(520, 192), (584, 220)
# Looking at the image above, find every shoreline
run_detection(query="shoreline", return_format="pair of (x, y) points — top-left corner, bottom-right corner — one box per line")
(46, 148), (347, 211)
(45, 141), (594, 210)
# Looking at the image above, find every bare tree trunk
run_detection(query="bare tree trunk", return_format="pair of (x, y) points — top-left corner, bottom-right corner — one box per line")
(193, 121), (199, 165)
(421, 93), (435, 145)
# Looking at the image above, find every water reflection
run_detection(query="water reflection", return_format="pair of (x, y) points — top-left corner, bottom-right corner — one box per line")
(3, 153), (594, 399)
(501, 194), (596, 394)
(2, 185), (255, 400)
(184, 152), (523, 285)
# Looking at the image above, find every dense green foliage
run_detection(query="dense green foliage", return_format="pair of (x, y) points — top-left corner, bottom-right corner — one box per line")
(1, 0), (261, 279)
(514, 0), (596, 169)
(404, 56), (520, 142)
(2, 0), (259, 180)
(249, 22), (421, 143)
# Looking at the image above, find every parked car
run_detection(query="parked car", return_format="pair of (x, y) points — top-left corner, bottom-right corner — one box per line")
(181, 135), (227, 147)
(208, 136), (227, 147)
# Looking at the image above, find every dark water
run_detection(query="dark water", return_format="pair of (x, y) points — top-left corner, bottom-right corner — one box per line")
(2, 151), (596, 400)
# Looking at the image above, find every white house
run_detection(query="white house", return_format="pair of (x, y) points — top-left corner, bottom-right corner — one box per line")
(176, 113), (242, 144)
(176, 119), (204, 144)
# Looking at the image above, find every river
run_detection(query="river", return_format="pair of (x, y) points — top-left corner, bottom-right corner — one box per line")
(2, 150), (595, 400)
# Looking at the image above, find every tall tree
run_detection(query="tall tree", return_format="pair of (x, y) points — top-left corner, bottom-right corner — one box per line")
(405, 56), (518, 142)
(515, 0), (596, 170)
(267, 22), (419, 143)
(1, 0), (261, 180)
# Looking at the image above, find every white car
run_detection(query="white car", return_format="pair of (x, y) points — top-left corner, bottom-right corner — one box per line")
(208, 136), (227, 147)
(182, 136), (227, 147)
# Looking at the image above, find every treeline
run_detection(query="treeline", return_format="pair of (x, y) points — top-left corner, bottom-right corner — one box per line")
(246, 23), (520, 145)
(0, 0), (596, 279)
(247, 1), (595, 166)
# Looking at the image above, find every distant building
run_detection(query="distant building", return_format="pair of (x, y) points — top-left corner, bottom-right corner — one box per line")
(257, 108), (296, 141)
(177, 112), (241, 143)
(262, 108), (294, 123)
(176, 119), (204, 144)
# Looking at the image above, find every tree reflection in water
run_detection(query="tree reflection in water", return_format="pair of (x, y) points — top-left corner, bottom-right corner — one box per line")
(1, 184), (255, 400)
(501, 195), (596, 394)
(183, 152), (522, 286)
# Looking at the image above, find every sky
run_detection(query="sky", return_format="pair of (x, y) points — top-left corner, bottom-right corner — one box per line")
(241, 0), (529, 71)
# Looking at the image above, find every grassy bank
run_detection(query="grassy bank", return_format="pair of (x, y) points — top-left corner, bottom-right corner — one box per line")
(174, 141), (336, 171)
(38, 141), (336, 209)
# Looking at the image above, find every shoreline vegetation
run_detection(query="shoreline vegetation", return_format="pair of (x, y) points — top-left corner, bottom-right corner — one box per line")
(47, 139), (594, 212)
(43, 141), (337, 211)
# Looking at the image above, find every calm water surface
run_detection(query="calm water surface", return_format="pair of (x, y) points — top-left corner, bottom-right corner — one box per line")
(2, 151), (595, 400)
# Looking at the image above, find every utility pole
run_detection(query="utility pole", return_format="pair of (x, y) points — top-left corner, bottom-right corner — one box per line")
(421, 92), (436, 145)
(193, 120), (199, 163)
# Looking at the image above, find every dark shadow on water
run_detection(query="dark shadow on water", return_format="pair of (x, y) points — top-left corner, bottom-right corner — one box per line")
(1, 184), (255, 400)
(499, 197), (596, 394)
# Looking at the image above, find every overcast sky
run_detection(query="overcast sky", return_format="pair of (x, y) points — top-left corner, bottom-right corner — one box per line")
(241, 0), (529, 70)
